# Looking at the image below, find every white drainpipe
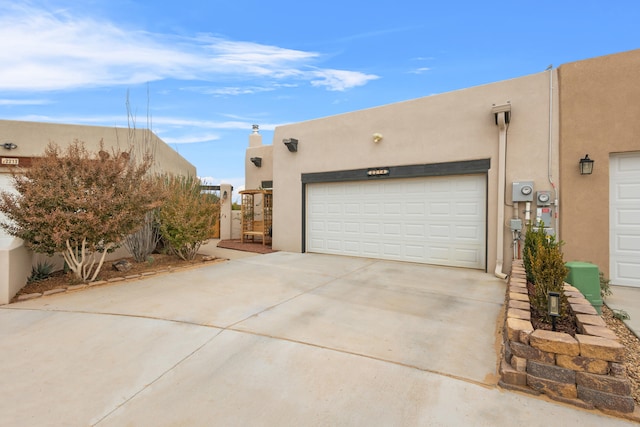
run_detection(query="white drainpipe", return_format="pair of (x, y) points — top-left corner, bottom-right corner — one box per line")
(492, 103), (511, 280)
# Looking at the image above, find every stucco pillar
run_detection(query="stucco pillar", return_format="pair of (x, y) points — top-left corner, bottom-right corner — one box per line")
(0, 238), (31, 304)
(219, 183), (233, 240)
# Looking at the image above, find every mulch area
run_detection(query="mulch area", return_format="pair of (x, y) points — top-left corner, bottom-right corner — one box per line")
(217, 239), (276, 254)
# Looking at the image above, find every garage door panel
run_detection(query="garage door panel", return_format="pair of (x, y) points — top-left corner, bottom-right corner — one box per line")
(610, 153), (640, 287)
(616, 183), (640, 199)
(617, 235), (640, 252)
(617, 262), (640, 282)
(429, 246), (450, 262)
(382, 243), (402, 257)
(405, 224), (425, 238)
(430, 202), (450, 215)
(429, 225), (451, 239)
(457, 202), (481, 216)
(384, 203), (401, 215)
(343, 241), (359, 253)
(307, 175), (486, 269)
(310, 221), (325, 232)
(383, 223), (402, 236)
(327, 221), (341, 232)
(617, 209), (640, 226)
(344, 203), (359, 215)
(456, 225), (481, 240)
(406, 203), (425, 215)
(344, 222), (359, 234)
(363, 203), (379, 215)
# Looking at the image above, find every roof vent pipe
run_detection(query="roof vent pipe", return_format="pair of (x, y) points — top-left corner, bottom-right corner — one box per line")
(492, 103), (511, 280)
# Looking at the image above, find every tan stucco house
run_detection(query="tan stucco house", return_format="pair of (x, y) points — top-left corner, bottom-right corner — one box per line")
(245, 49), (640, 288)
(0, 120), (196, 304)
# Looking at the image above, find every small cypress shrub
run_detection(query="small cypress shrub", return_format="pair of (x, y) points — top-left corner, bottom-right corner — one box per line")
(522, 223), (548, 283)
(530, 239), (569, 322)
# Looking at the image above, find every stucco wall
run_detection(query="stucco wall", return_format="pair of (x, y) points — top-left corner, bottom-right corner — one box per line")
(0, 119), (196, 303)
(245, 145), (274, 190)
(0, 120), (195, 176)
(558, 49), (640, 278)
(271, 71), (559, 274)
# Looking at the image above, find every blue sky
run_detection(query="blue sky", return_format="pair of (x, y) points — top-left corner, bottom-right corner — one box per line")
(1, 1), (638, 191)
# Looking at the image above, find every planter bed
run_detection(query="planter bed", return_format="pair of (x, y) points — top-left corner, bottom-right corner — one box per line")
(500, 260), (637, 418)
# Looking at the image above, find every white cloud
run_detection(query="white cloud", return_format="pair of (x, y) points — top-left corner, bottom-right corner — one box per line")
(0, 98), (52, 106)
(408, 67), (432, 74)
(310, 69), (379, 91)
(7, 113), (281, 143)
(0, 3), (378, 92)
(162, 133), (221, 144)
(198, 176), (245, 193)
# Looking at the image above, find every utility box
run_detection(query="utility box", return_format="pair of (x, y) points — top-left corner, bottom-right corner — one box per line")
(512, 181), (534, 202)
(565, 261), (603, 314)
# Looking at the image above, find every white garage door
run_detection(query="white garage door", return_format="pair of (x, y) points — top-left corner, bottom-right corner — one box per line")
(610, 152), (640, 287)
(307, 174), (486, 269)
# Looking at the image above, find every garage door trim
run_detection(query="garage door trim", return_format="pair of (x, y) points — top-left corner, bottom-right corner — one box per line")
(300, 158), (490, 257)
(302, 158), (490, 184)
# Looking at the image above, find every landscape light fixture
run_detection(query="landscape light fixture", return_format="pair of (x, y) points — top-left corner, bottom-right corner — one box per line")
(283, 138), (298, 152)
(579, 154), (594, 175)
(548, 291), (560, 331)
(250, 157), (262, 167)
(2, 142), (17, 150)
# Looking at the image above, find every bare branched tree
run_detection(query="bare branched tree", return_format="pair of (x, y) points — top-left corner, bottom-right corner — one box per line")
(122, 88), (164, 262)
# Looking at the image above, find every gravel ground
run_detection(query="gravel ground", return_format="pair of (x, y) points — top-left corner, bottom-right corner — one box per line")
(602, 305), (640, 406)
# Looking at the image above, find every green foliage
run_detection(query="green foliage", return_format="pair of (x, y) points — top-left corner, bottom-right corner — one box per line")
(0, 140), (161, 282)
(28, 261), (54, 283)
(530, 239), (569, 321)
(156, 176), (220, 261)
(599, 272), (612, 299)
(523, 224), (569, 322)
(522, 223), (548, 284)
(612, 309), (630, 321)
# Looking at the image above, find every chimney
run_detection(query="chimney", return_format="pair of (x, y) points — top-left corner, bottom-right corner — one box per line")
(249, 124), (262, 147)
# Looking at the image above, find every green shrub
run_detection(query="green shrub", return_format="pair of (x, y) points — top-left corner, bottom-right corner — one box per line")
(522, 224), (548, 283)
(529, 239), (569, 321)
(156, 176), (220, 261)
(612, 309), (630, 321)
(28, 261), (54, 283)
(599, 272), (612, 299)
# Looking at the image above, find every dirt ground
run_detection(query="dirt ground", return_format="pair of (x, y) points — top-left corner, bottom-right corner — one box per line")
(15, 253), (221, 298)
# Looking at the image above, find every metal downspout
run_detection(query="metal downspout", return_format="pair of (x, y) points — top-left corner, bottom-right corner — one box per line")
(492, 103), (511, 279)
(547, 66), (559, 235)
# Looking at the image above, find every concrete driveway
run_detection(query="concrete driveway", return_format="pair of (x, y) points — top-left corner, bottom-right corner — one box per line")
(0, 253), (635, 426)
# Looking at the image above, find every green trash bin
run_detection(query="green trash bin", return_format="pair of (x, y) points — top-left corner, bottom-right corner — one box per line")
(565, 261), (603, 314)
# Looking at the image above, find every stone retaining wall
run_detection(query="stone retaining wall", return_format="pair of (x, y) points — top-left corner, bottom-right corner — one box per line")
(500, 260), (635, 416)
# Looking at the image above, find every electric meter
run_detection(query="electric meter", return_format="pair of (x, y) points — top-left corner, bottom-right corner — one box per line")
(537, 191), (552, 207)
(512, 181), (534, 202)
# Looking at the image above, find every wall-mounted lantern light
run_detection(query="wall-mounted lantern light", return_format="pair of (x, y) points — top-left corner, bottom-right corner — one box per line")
(548, 291), (560, 331)
(250, 157), (262, 167)
(2, 142), (17, 150)
(222, 190), (228, 200)
(579, 154), (594, 175)
(283, 138), (298, 152)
